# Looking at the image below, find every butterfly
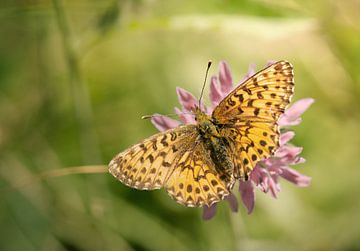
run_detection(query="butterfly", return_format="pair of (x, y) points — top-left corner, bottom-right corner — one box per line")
(109, 61), (294, 207)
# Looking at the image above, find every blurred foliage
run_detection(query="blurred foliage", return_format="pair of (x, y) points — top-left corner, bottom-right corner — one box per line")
(0, 0), (360, 251)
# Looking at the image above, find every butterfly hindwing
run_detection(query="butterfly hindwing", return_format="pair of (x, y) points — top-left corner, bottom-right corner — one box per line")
(165, 140), (232, 207)
(223, 121), (279, 178)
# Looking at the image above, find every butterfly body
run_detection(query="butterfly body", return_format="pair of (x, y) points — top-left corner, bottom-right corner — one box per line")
(194, 107), (235, 187)
(109, 60), (294, 207)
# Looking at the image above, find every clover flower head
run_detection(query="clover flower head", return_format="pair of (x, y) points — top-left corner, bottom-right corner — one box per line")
(151, 61), (313, 220)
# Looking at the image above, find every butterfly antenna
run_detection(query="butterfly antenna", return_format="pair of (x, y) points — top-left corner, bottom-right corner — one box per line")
(141, 112), (192, 120)
(198, 60), (212, 109)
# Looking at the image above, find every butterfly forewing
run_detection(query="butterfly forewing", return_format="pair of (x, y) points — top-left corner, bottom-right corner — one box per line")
(109, 125), (231, 207)
(213, 60), (294, 123)
(213, 61), (294, 178)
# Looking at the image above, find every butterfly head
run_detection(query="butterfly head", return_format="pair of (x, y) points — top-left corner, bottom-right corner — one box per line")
(193, 106), (220, 138)
(193, 106), (206, 120)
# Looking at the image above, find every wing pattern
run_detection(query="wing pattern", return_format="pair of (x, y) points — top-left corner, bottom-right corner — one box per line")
(213, 61), (294, 178)
(109, 125), (231, 207)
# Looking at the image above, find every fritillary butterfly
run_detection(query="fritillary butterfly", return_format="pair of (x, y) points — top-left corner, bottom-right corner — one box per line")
(109, 61), (294, 207)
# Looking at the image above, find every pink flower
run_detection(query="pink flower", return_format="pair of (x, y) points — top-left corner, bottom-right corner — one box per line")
(278, 98), (315, 126)
(151, 61), (313, 220)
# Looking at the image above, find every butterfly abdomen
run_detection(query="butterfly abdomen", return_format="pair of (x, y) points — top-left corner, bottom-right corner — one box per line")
(205, 136), (234, 186)
(195, 110), (234, 187)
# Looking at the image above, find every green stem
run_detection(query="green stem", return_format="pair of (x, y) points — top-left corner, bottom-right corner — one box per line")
(2, 165), (108, 192)
(52, 0), (101, 164)
(230, 210), (248, 251)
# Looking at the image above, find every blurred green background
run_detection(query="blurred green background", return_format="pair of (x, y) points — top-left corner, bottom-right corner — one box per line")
(1, 0), (360, 250)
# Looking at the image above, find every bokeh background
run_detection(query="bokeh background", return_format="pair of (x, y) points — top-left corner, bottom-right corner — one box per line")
(1, 0), (360, 251)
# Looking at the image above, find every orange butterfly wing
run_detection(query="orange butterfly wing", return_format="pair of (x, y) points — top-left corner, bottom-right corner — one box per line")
(109, 125), (231, 207)
(212, 61), (294, 178)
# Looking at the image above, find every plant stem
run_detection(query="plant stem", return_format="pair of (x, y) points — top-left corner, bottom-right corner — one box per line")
(2, 165), (108, 192)
(52, 0), (101, 164)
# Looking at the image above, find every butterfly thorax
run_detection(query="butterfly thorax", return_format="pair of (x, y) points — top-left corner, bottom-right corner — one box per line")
(193, 107), (234, 186)
(194, 108), (220, 138)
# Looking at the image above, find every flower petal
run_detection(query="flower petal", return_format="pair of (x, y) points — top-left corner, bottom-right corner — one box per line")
(202, 204), (217, 220)
(295, 157), (306, 164)
(280, 131), (295, 146)
(238, 63), (256, 85)
(176, 87), (198, 112)
(239, 180), (255, 214)
(266, 60), (277, 66)
(279, 167), (312, 187)
(279, 98), (315, 126)
(250, 165), (268, 192)
(174, 107), (195, 124)
(267, 175), (280, 198)
(218, 61), (233, 94)
(209, 76), (223, 107)
(225, 193), (239, 212)
(276, 145), (303, 161)
(151, 114), (181, 132)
